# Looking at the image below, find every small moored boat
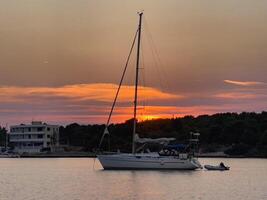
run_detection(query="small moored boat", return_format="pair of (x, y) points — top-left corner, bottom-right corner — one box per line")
(204, 162), (230, 171)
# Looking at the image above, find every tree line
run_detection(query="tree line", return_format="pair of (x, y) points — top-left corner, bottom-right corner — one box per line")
(58, 112), (267, 156)
(1, 112), (266, 156)
(0, 127), (7, 148)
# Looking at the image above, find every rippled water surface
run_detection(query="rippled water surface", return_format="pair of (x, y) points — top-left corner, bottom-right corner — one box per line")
(0, 158), (266, 200)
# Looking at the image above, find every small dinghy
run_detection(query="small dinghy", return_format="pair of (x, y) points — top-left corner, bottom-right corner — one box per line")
(204, 162), (230, 171)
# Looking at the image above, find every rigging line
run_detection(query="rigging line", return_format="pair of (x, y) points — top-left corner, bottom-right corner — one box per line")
(92, 157), (96, 170)
(98, 28), (139, 149)
(140, 35), (147, 117)
(143, 16), (171, 92)
(143, 18), (164, 91)
(106, 28), (138, 126)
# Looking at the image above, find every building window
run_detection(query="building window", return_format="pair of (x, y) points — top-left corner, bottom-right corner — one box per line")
(28, 135), (31, 139)
(37, 127), (43, 132)
(37, 134), (43, 138)
(47, 135), (51, 138)
(34, 142), (43, 146)
(47, 127), (50, 131)
(28, 128), (31, 132)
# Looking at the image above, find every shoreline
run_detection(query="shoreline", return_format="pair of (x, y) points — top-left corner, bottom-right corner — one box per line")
(18, 152), (267, 159)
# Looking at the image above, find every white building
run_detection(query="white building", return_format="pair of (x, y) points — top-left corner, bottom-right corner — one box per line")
(9, 121), (59, 153)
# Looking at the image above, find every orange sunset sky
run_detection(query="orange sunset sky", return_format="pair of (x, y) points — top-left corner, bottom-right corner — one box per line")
(0, 0), (267, 125)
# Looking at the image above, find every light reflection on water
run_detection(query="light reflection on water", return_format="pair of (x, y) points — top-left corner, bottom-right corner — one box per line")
(0, 158), (266, 200)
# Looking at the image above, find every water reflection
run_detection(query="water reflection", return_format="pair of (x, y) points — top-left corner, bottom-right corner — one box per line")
(0, 158), (266, 200)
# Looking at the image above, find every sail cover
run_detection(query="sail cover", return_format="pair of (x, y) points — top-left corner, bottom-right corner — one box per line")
(134, 134), (175, 144)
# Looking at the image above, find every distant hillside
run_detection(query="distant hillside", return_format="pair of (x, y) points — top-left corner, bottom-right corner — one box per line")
(57, 112), (267, 157)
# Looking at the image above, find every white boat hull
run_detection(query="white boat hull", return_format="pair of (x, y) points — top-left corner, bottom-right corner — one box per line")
(98, 153), (201, 170)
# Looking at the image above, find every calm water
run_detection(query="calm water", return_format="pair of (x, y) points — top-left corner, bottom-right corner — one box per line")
(0, 158), (266, 200)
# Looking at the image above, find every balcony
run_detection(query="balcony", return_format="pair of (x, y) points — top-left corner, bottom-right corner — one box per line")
(9, 131), (46, 135)
(9, 138), (47, 142)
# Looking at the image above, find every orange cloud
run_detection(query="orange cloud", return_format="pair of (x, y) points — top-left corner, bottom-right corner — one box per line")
(224, 80), (266, 86)
(0, 83), (184, 125)
(214, 92), (259, 99)
(0, 83), (266, 125)
(0, 83), (182, 103)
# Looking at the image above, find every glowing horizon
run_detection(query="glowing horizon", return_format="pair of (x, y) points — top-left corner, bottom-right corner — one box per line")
(0, 82), (266, 126)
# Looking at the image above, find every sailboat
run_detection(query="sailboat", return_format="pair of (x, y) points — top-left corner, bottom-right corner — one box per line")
(97, 12), (202, 170)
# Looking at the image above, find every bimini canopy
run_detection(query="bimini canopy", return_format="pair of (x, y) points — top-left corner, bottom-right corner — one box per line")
(134, 134), (175, 145)
(164, 144), (187, 151)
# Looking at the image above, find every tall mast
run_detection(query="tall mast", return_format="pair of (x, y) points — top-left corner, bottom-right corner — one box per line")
(132, 12), (143, 154)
